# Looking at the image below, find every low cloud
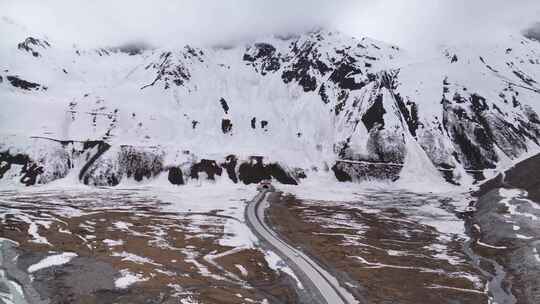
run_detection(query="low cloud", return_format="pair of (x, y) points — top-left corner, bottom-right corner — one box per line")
(0, 0), (351, 48)
(338, 0), (540, 51)
(524, 22), (540, 41)
(1, 0), (539, 51)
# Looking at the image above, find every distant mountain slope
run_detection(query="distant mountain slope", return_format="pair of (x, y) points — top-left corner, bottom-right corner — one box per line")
(2, 18), (540, 187)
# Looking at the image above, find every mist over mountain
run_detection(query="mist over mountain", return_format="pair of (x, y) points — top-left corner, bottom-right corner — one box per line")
(525, 22), (540, 41)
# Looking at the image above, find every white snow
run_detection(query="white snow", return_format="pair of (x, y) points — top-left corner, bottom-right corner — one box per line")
(180, 296), (201, 304)
(476, 241), (507, 250)
(27, 252), (77, 273)
(533, 248), (540, 263)
(113, 221), (133, 230)
(264, 250), (303, 289)
(498, 188), (540, 220)
(114, 269), (148, 289)
(220, 217), (257, 248)
(103, 239), (124, 246)
(112, 251), (161, 266)
(235, 264), (248, 277)
(1, 22), (539, 190)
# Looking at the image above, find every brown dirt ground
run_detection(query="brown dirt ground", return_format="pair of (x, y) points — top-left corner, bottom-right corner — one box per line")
(0, 191), (298, 304)
(267, 192), (489, 304)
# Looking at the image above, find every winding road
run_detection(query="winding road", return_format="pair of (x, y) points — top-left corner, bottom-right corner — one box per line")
(245, 190), (358, 304)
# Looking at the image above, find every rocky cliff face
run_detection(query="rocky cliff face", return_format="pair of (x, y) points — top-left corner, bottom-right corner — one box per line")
(1, 21), (540, 187)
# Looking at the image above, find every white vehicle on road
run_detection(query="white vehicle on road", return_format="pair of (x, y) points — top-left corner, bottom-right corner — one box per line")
(256, 180), (275, 191)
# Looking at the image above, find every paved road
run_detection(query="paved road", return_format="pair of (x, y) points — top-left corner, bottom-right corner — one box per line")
(245, 191), (358, 304)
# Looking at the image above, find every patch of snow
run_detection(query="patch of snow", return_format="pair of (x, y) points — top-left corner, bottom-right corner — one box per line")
(476, 241), (507, 250)
(235, 264), (248, 277)
(15, 215), (51, 246)
(113, 221), (133, 230)
(114, 269), (148, 289)
(498, 188), (539, 220)
(103, 239), (124, 247)
(27, 252), (77, 273)
(180, 296), (201, 304)
(220, 217), (257, 248)
(112, 251), (161, 266)
(533, 248), (540, 263)
(264, 250), (303, 289)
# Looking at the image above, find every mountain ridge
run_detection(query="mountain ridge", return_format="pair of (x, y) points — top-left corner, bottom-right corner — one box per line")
(2, 23), (540, 188)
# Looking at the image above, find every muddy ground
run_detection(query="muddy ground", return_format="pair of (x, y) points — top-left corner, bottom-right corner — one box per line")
(0, 189), (298, 304)
(267, 191), (489, 304)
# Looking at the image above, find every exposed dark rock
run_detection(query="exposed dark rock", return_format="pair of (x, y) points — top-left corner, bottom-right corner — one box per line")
(79, 141), (111, 182)
(334, 90), (348, 116)
(220, 98), (230, 114)
(251, 117), (257, 129)
(190, 159), (222, 180)
(292, 168), (307, 179)
(395, 95), (419, 137)
(239, 157), (270, 185)
(266, 163), (297, 185)
(512, 70), (537, 86)
(238, 156), (297, 185)
(282, 69), (317, 92)
(167, 167), (184, 185)
(243, 43), (276, 62)
(452, 126), (495, 170)
(81, 144), (163, 186)
(141, 50), (194, 89)
(20, 163), (44, 186)
(328, 57), (365, 90)
(119, 146), (164, 182)
(281, 39), (331, 92)
(0, 144), (70, 186)
(0, 151), (31, 166)
(476, 153), (540, 202)
(332, 161), (402, 182)
(243, 43), (281, 75)
(441, 93), (505, 170)
(318, 84), (330, 104)
(95, 48), (111, 56)
(0, 151), (31, 180)
(261, 120), (268, 129)
(221, 119), (233, 134)
(0, 161), (9, 179)
(438, 169), (459, 185)
(6, 76), (43, 91)
(17, 37), (50, 57)
(331, 163), (352, 182)
(361, 95), (385, 132)
(221, 155), (238, 183)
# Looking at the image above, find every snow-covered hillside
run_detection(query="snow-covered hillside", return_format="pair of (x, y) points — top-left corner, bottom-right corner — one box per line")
(2, 17), (540, 187)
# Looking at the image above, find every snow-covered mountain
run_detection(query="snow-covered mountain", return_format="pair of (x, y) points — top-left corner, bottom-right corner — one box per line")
(2, 17), (540, 187)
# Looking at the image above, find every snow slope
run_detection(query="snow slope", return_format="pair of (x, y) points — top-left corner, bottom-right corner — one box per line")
(2, 17), (540, 188)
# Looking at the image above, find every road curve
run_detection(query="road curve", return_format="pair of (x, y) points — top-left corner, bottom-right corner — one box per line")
(245, 191), (358, 304)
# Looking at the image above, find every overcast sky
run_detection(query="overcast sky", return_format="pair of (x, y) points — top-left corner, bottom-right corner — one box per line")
(1, 0), (539, 51)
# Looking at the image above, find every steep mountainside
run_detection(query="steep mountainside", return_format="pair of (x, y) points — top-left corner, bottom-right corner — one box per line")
(2, 18), (540, 187)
